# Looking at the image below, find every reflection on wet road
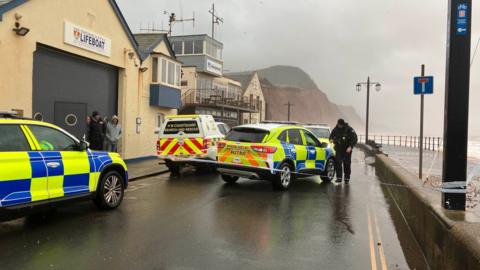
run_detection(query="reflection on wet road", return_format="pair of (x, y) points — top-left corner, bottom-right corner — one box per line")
(0, 151), (428, 269)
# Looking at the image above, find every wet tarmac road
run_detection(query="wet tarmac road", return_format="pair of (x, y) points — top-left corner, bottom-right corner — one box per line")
(0, 151), (429, 270)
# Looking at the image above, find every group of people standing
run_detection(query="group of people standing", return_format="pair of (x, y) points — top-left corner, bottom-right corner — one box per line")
(86, 111), (122, 152)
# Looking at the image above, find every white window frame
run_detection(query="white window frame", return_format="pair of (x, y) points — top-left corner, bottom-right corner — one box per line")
(155, 113), (165, 128)
(152, 56), (181, 89)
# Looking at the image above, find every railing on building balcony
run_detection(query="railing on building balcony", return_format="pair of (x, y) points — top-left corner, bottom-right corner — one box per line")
(181, 88), (259, 113)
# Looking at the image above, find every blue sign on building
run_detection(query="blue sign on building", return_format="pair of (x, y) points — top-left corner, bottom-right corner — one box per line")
(456, 3), (468, 36)
(414, 76), (434, 95)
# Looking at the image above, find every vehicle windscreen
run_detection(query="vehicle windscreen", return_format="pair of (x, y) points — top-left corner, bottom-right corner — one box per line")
(225, 128), (269, 143)
(163, 120), (200, 135)
(307, 127), (330, 139)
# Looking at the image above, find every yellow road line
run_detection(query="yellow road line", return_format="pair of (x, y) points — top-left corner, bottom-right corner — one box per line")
(373, 210), (388, 270)
(367, 208), (378, 270)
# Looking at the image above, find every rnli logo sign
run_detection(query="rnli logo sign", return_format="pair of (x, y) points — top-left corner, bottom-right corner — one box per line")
(64, 21), (112, 57)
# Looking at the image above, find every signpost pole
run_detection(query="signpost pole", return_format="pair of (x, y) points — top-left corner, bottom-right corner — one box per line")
(419, 65), (425, 179)
(442, 0), (471, 210)
(365, 76), (370, 144)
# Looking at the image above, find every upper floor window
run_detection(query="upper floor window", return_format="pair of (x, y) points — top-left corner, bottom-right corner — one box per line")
(173, 40), (205, 55)
(184, 40), (193, 54)
(172, 41), (183, 55)
(206, 40), (222, 60)
(152, 56), (181, 88)
(152, 57), (158, 83)
(193, 40), (204, 54)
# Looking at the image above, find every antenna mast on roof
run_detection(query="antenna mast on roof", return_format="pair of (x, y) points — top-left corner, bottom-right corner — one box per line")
(209, 3), (223, 39)
(166, 11), (195, 36)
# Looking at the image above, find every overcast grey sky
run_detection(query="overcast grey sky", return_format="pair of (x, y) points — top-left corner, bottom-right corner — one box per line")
(117, 0), (480, 136)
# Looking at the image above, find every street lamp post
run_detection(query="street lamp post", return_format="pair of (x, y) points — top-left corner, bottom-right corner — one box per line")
(356, 77), (381, 144)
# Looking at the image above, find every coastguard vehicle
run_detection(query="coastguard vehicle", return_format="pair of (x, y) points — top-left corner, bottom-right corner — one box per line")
(0, 112), (128, 221)
(216, 124), (336, 190)
(157, 115), (224, 174)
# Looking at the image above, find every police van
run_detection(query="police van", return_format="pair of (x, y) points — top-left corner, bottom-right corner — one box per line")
(156, 115), (225, 174)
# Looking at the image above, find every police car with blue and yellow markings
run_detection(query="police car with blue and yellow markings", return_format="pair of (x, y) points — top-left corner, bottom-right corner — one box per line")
(0, 113), (128, 221)
(217, 124), (336, 190)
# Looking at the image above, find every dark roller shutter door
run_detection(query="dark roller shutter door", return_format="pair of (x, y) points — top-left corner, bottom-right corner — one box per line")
(33, 44), (118, 139)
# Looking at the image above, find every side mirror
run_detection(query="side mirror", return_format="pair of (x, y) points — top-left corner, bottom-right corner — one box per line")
(154, 127), (161, 135)
(78, 140), (89, 151)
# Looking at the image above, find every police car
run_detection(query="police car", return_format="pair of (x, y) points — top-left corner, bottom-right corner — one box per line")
(216, 124), (336, 190)
(0, 112), (128, 221)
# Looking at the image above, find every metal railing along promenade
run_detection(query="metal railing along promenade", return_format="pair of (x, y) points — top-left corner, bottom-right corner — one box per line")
(358, 135), (443, 151)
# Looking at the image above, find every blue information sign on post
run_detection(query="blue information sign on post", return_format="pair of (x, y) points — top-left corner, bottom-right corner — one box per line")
(414, 76), (434, 95)
(456, 3), (468, 35)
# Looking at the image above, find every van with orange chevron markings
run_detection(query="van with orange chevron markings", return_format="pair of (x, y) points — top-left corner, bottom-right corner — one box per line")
(156, 115), (224, 174)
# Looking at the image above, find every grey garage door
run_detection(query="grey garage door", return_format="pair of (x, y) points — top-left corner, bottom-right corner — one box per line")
(33, 45), (118, 139)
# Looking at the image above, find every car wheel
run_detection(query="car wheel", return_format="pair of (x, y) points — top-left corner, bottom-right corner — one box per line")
(221, 174), (239, 184)
(94, 170), (125, 210)
(321, 158), (336, 182)
(273, 162), (294, 191)
(166, 160), (181, 175)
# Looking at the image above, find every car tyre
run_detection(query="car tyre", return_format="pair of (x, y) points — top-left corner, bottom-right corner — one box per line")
(273, 162), (294, 191)
(320, 158), (336, 182)
(221, 174), (239, 184)
(94, 170), (125, 210)
(166, 160), (181, 175)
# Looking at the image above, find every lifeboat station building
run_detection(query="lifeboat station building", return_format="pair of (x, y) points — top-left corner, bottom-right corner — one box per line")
(0, 0), (181, 159)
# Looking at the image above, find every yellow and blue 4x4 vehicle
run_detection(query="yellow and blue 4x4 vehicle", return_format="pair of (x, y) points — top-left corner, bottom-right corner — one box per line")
(0, 115), (128, 221)
(216, 124), (336, 190)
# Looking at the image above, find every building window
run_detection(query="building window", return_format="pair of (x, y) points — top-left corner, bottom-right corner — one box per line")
(172, 41), (183, 55)
(194, 40), (204, 54)
(206, 40), (222, 60)
(184, 40), (193, 54)
(161, 59), (167, 83)
(156, 113), (165, 128)
(176, 65), (181, 86)
(168, 62), (175, 85)
(152, 57), (158, 83)
(153, 57), (181, 88)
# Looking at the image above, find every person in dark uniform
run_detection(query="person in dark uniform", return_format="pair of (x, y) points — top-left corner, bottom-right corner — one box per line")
(88, 111), (106, 151)
(329, 119), (357, 183)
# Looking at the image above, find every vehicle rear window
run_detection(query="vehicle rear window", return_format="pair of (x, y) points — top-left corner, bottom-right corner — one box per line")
(307, 127), (330, 138)
(163, 120), (200, 135)
(225, 128), (269, 143)
(0, 125), (31, 152)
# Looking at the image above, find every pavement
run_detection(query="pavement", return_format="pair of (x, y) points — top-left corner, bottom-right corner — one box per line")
(381, 145), (480, 212)
(381, 145), (480, 180)
(0, 151), (428, 270)
(125, 158), (169, 181)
